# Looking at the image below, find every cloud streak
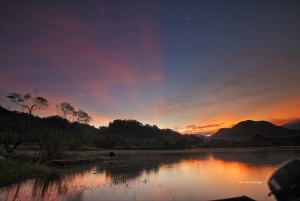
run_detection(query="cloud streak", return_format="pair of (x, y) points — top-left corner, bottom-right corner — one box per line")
(159, 48), (300, 115)
(0, 1), (164, 125)
(1, 1), (300, 132)
(157, 47), (300, 133)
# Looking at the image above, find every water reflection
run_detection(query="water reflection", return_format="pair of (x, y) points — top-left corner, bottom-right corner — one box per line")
(210, 147), (300, 166)
(1, 148), (300, 201)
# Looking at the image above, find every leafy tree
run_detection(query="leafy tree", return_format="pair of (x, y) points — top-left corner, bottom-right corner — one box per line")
(1, 92), (49, 153)
(56, 102), (92, 124)
(55, 102), (92, 150)
(40, 128), (71, 159)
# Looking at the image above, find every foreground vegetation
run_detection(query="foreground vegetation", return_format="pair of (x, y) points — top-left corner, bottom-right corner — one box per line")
(0, 147), (109, 187)
(0, 148), (52, 187)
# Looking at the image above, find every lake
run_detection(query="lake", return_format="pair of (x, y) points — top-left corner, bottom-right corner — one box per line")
(1, 147), (300, 201)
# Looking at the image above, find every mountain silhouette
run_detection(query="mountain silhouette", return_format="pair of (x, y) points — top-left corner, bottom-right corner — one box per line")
(209, 120), (300, 140)
(282, 120), (300, 130)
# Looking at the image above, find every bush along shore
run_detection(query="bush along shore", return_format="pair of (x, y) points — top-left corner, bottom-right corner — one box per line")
(0, 149), (53, 187)
(0, 147), (108, 187)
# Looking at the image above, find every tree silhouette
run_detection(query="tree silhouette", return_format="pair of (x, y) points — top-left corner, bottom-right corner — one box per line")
(2, 92), (49, 153)
(56, 102), (91, 124)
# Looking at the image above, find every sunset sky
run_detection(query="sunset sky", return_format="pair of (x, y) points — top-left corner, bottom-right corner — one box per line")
(1, 1), (300, 135)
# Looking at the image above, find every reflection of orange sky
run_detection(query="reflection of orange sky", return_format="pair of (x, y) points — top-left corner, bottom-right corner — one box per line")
(0, 155), (279, 201)
(0, 168), (112, 201)
(153, 156), (277, 200)
(173, 156), (275, 185)
(132, 155), (278, 200)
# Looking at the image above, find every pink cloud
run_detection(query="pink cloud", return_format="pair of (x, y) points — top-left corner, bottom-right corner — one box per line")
(0, 1), (164, 114)
(186, 123), (225, 130)
(170, 123), (226, 134)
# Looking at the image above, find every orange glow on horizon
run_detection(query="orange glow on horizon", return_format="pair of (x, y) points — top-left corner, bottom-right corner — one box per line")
(1, 0), (300, 140)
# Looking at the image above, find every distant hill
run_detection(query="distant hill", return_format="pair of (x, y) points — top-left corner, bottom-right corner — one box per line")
(282, 120), (300, 130)
(209, 120), (300, 141)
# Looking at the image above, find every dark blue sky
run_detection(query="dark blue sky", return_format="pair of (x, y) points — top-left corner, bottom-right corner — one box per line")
(1, 0), (300, 134)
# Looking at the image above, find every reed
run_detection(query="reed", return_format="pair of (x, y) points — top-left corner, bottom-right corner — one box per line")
(0, 148), (52, 187)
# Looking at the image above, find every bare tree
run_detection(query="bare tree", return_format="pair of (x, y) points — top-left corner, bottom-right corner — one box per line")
(7, 92), (49, 114)
(56, 102), (91, 124)
(2, 92), (49, 153)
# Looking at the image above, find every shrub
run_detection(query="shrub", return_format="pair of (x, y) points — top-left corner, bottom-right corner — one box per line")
(40, 128), (71, 159)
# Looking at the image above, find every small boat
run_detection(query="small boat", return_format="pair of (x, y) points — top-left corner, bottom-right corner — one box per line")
(51, 156), (117, 165)
(267, 158), (300, 201)
(210, 195), (255, 201)
(51, 158), (94, 165)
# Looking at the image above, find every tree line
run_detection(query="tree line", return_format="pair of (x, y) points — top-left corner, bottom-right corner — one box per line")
(94, 119), (204, 149)
(1, 91), (299, 160)
(0, 91), (92, 158)
(0, 91), (205, 159)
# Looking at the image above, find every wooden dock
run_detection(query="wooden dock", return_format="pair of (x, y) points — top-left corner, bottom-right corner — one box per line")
(51, 156), (116, 165)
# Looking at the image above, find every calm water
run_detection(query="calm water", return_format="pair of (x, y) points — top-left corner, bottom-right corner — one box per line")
(1, 147), (300, 201)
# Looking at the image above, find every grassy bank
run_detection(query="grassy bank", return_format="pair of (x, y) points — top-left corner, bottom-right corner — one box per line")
(0, 148), (53, 187)
(0, 147), (110, 187)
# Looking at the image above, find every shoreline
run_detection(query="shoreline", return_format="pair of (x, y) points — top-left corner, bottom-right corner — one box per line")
(1, 146), (300, 187)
